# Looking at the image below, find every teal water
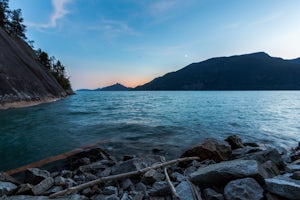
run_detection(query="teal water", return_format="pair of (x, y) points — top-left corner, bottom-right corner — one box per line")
(1, 91), (300, 171)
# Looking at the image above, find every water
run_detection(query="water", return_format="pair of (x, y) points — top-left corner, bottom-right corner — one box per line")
(1, 91), (300, 171)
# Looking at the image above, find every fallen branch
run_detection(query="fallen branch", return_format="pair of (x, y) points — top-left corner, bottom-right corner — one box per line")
(50, 156), (200, 198)
(164, 167), (180, 200)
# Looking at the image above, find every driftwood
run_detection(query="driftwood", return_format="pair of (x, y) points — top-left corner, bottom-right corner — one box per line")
(164, 167), (180, 199)
(50, 156), (200, 198)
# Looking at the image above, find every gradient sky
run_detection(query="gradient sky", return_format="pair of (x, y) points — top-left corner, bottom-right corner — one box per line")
(9, 0), (300, 89)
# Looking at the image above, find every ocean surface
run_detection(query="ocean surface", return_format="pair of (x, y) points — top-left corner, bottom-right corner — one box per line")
(1, 91), (300, 171)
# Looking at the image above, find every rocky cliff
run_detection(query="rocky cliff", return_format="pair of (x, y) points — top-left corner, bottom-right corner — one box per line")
(0, 28), (68, 108)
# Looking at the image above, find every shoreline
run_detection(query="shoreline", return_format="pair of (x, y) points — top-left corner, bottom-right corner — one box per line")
(0, 97), (62, 110)
(1, 135), (300, 199)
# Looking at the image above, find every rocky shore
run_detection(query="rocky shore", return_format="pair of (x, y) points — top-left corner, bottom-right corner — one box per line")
(1, 135), (300, 200)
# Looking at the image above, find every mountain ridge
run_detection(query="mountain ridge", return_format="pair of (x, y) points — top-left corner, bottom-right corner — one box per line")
(135, 52), (300, 90)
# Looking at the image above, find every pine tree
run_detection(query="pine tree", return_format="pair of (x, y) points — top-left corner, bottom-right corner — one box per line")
(9, 9), (26, 39)
(0, 0), (9, 29)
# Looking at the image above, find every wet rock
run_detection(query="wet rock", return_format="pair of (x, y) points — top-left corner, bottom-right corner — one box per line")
(135, 182), (147, 195)
(131, 191), (144, 200)
(79, 161), (108, 173)
(225, 135), (244, 149)
(84, 173), (98, 181)
(230, 146), (262, 159)
(286, 164), (300, 173)
(244, 142), (260, 147)
(262, 160), (280, 178)
(104, 194), (120, 200)
(190, 159), (268, 186)
(142, 169), (164, 185)
(291, 159), (300, 165)
(64, 178), (77, 188)
(149, 181), (170, 196)
(16, 183), (33, 195)
(241, 148), (284, 170)
(184, 166), (197, 176)
(2, 196), (49, 200)
(54, 176), (66, 186)
(0, 181), (18, 196)
(122, 155), (134, 161)
(61, 170), (74, 178)
(265, 175), (300, 199)
(58, 194), (88, 200)
(44, 186), (63, 195)
(203, 188), (224, 200)
(181, 138), (232, 162)
(25, 168), (50, 185)
(171, 172), (186, 182)
(102, 186), (117, 195)
(120, 193), (131, 200)
(98, 168), (112, 177)
(111, 158), (144, 175)
(31, 177), (54, 196)
(265, 193), (283, 200)
(291, 171), (300, 180)
(175, 181), (194, 200)
(0, 173), (20, 185)
(121, 179), (133, 190)
(224, 178), (263, 200)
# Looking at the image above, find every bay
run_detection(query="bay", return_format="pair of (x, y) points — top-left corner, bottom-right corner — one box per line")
(1, 91), (300, 171)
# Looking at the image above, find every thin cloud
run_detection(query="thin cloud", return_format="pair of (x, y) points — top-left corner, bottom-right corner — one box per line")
(27, 0), (72, 29)
(89, 19), (139, 38)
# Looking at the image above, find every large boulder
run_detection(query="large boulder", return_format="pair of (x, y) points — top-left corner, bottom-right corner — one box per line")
(225, 135), (244, 150)
(265, 175), (300, 199)
(31, 177), (54, 196)
(190, 159), (268, 186)
(181, 138), (232, 162)
(224, 178), (263, 200)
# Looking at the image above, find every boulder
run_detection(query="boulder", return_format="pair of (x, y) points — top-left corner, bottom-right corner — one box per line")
(190, 159), (268, 186)
(225, 135), (244, 149)
(0, 181), (18, 196)
(265, 175), (300, 199)
(25, 168), (50, 185)
(0, 173), (20, 185)
(224, 178), (263, 200)
(285, 164), (300, 173)
(203, 188), (224, 200)
(181, 138), (232, 162)
(32, 177), (54, 196)
(16, 183), (33, 195)
(175, 181), (195, 200)
(230, 146), (262, 159)
(261, 160), (280, 178)
(239, 148), (284, 170)
(142, 169), (164, 185)
(291, 171), (300, 180)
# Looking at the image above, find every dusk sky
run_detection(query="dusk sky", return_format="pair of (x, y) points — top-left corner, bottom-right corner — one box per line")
(10, 0), (300, 89)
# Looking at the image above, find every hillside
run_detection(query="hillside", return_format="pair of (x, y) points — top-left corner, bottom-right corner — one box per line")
(96, 83), (131, 91)
(0, 29), (68, 108)
(135, 52), (300, 90)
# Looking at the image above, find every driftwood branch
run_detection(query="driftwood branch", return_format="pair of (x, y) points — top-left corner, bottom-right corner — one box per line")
(50, 156), (200, 198)
(164, 167), (180, 200)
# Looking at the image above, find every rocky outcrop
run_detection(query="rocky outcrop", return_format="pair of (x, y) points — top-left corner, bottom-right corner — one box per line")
(2, 135), (300, 199)
(0, 28), (68, 109)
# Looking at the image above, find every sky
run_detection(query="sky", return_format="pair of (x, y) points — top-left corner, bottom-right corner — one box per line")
(9, 0), (300, 89)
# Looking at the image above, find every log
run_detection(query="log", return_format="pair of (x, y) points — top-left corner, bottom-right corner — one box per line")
(50, 156), (200, 198)
(164, 167), (180, 199)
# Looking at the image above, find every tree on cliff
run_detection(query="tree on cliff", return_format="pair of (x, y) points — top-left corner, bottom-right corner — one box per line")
(0, 0), (10, 29)
(9, 8), (26, 39)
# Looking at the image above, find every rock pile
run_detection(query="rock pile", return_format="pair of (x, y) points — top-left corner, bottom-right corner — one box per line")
(1, 135), (300, 199)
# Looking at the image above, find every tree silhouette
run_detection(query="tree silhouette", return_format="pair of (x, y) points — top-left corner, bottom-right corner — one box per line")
(9, 9), (26, 39)
(0, 0), (10, 29)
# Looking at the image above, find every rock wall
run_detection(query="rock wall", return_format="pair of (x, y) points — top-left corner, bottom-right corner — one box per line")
(0, 28), (68, 108)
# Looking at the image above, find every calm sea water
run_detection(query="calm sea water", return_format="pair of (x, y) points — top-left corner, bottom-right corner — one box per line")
(1, 91), (300, 171)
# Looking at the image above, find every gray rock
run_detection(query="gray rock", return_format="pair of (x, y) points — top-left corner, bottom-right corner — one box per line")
(16, 183), (33, 195)
(25, 168), (50, 185)
(291, 171), (300, 180)
(286, 164), (300, 173)
(131, 191), (144, 200)
(79, 161), (108, 173)
(265, 193), (283, 200)
(224, 178), (263, 200)
(135, 182), (147, 194)
(184, 166), (197, 176)
(203, 188), (224, 200)
(0, 173), (20, 185)
(149, 181), (170, 196)
(32, 177), (54, 196)
(230, 146), (262, 159)
(190, 159), (268, 186)
(265, 175), (300, 199)
(120, 193), (132, 200)
(44, 186), (63, 195)
(104, 194), (120, 200)
(292, 159), (300, 165)
(225, 135), (244, 149)
(84, 173), (98, 181)
(0, 181), (17, 196)
(54, 176), (66, 186)
(102, 186), (117, 195)
(142, 169), (164, 185)
(171, 172), (186, 182)
(262, 160), (280, 177)
(61, 170), (74, 178)
(98, 168), (112, 177)
(57, 194), (88, 200)
(175, 181), (194, 200)
(2, 196), (49, 200)
(64, 178), (77, 188)
(121, 179), (133, 190)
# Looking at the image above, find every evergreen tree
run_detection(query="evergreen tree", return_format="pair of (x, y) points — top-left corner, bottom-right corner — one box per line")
(9, 9), (26, 39)
(0, 0), (9, 29)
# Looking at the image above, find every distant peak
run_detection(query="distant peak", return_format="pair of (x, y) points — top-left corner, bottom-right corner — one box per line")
(243, 52), (270, 57)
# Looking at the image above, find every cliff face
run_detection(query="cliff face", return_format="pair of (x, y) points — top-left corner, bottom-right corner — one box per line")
(0, 29), (68, 108)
